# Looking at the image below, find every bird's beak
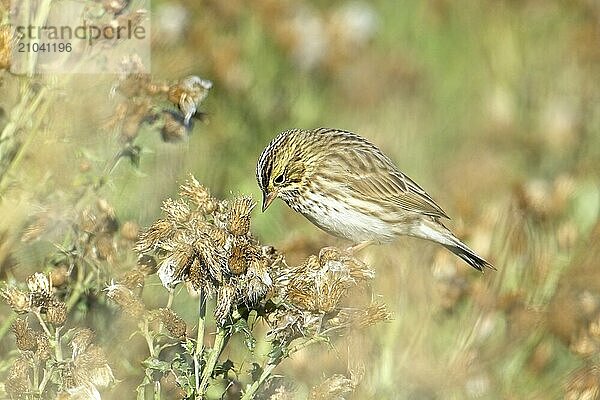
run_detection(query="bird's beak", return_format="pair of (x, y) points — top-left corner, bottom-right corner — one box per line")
(262, 191), (277, 212)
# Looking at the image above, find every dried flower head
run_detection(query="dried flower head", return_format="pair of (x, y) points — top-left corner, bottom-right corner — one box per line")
(119, 266), (148, 291)
(50, 265), (70, 288)
(137, 175), (277, 324)
(135, 218), (176, 255)
(62, 338), (115, 398)
(120, 100), (154, 142)
(5, 356), (30, 399)
(71, 328), (95, 359)
(168, 75), (212, 124)
(281, 247), (373, 313)
(1, 286), (31, 314)
(35, 333), (52, 361)
(227, 196), (255, 236)
(114, 56), (151, 95)
(104, 282), (146, 318)
(159, 110), (191, 142)
(309, 374), (356, 400)
(120, 221), (140, 241)
(72, 345), (115, 391)
(267, 308), (323, 343)
(228, 245), (249, 275)
(245, 249), (274, 303)
(178, 175), (218, 214)
(265, 245), (381, 344)
(157, 308), (187, 338)
(94, 234), (116, 261)
(12, 318), (37, 352)
(27, 272), (53, 311)
(214, 285), (237, 324)
(328, 303), (392, 331)
(47, 300), (68, 326)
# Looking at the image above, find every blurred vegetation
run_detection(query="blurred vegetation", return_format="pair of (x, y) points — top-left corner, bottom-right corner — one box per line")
(1, 0), (600, 399)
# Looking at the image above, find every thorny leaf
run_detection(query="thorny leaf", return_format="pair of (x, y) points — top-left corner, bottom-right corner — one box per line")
(250, 362), (263, 383)
(268, 344), (286, 365)
(142, 357), (171, 374)
(183, 338), (196, 354)
(231, 318), (256, 351)
(171, 352), (194, 377)
(169, 352), (197, 397)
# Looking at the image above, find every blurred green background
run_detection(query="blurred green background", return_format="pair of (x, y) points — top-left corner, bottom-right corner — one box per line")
(2, 0), (600, 398)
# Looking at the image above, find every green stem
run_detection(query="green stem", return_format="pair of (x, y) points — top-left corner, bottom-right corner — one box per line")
(166, 289), (174, 309)
(240, 363), (277, 400)
(33, 310), (52, 337)
(288, 335), (328, 355)
(66, 270), (94, 311)
(142, 318), (156, 357)
(153, 380), (161, 400)
(54, 327), (63, 362)
(37, 365), (54, 394)
(136, 384), (145, 400)
(198, 327), (227, 395)
(137, 318), (157, 400)
(194, 294), (206, 392)
(32, 360), (39, 392)
(241, 336), (329, 400)
(0, 84), (50, 194)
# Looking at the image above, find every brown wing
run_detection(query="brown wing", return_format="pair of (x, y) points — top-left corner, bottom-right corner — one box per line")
(333, 140), (449, 219)
(308, 128), (449, 219)
(352, 170), (449, 218)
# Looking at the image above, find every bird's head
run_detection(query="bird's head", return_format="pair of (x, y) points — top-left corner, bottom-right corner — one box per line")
(256, 130), (309, 212)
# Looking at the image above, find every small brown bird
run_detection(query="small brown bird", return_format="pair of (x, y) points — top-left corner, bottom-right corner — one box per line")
(256, 128), (494, 271)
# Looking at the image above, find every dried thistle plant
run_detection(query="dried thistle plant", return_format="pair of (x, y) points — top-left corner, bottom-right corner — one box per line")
(136, 175), (275, 324)
(129, 175), (389, 399)
(1, 273), (115, 399)
(309, 373), (358, 400)
(108, 60), (212, 145)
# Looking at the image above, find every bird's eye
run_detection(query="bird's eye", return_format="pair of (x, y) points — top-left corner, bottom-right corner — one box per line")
(273, 174), (285, 185)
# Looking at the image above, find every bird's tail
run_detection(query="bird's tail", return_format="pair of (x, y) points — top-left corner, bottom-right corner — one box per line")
(442, 242), (494, 272)
(410, 219), (495, 272)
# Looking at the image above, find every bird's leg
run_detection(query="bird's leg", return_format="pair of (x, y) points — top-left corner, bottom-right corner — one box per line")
(346, 240), (374, 254)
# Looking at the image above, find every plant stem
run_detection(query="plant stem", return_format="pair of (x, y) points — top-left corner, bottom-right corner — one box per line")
(166, 289), (174, 309)
(66, 270), (95, 311)
(38, 365), (54, 394)
(153, 380), (161, 400)
(240, 362), (277, 400)
(194, 293), (206, 392)
(198, 327), (227, 395)
(288, 335), (328, 355)
(240, 335), (329, 399)
(142, 318), (156, 357)
(33, 310), (52, 337)
(54, 327), (63, 362)
(0, 84), (50, 194)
